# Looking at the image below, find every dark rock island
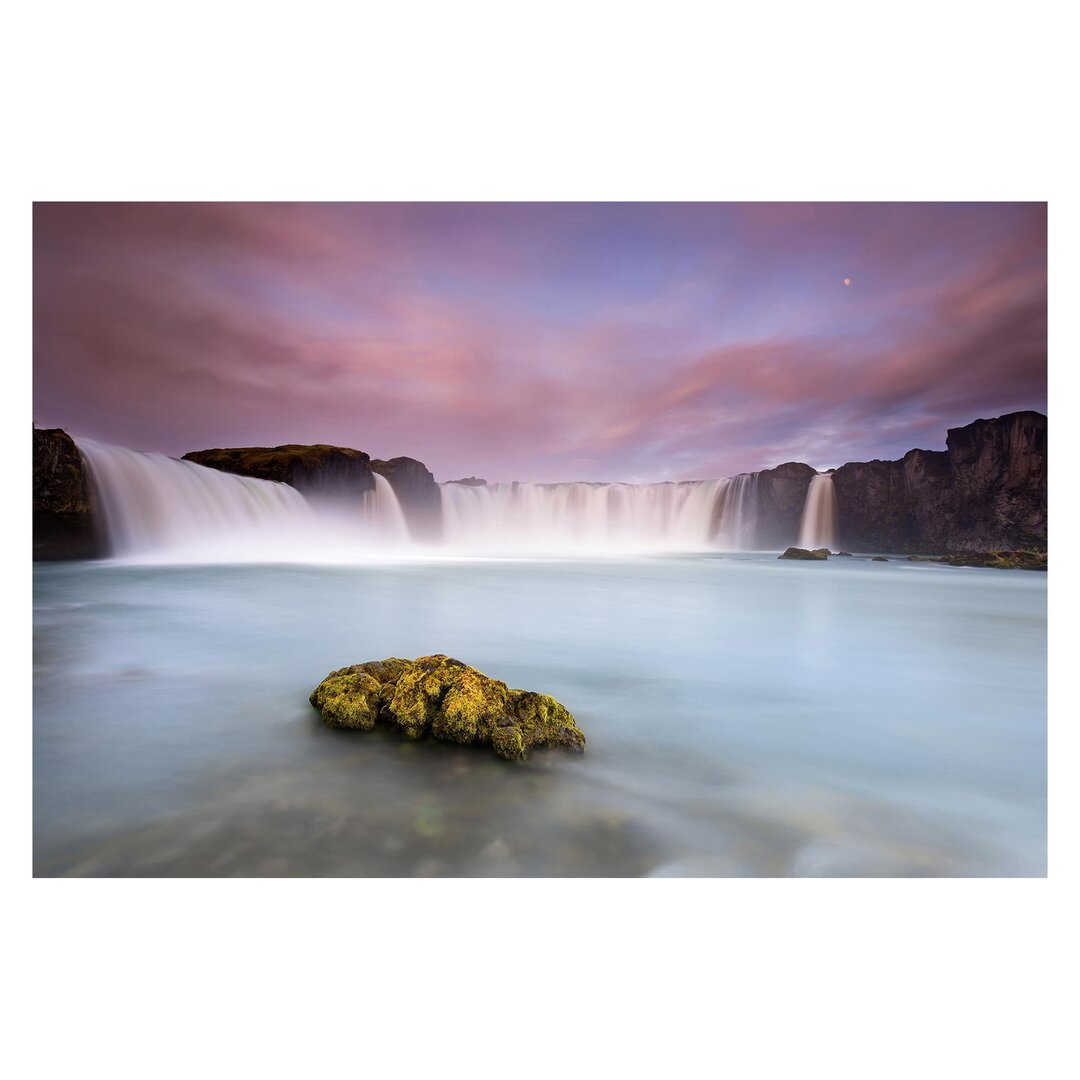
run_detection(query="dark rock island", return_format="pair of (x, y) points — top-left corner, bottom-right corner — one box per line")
(778, 547), (829, 560)
(310, 655), (586, 761)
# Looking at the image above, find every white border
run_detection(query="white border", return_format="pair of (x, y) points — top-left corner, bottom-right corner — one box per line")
(5, 3), (1075, 1078)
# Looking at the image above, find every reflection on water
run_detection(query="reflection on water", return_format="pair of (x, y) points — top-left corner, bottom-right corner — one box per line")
(33, 555), (1047, 876)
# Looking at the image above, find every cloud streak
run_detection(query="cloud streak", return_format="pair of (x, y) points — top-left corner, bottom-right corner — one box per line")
(33, 202), (1046, 481)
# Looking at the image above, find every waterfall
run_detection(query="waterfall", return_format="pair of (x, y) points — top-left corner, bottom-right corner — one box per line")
(798, 473), (838, 550)
(714, 473), (759, 550)
(369, 474), (411, 544)
(75, 438), (411, 562)
(73, 436), (768, 560)
(438, 477), (758, 554)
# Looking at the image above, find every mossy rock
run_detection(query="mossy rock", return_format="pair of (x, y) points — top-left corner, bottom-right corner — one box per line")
(309, 655), (586, 762)
(935, 550), (1047, 571)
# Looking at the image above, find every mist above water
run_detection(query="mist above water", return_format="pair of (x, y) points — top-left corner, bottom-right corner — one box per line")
(33, 555), (1047, 877)
(38, 439), (1045, 878)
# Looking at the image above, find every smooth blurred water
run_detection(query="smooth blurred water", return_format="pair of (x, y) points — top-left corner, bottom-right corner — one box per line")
(32, 554), (1047, 876)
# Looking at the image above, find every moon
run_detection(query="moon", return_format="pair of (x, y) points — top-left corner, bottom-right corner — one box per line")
(843, 277), (851, 286)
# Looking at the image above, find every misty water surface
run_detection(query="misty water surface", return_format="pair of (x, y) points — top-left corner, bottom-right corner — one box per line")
(33, 554), (1046, 876)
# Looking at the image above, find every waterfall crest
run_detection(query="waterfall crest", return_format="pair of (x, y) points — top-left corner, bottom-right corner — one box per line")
(439, 478), (759, 554)
(798, 473), (838, 550)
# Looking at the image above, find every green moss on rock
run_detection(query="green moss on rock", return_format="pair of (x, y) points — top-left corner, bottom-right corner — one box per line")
(309, 671), (384, 730)
(935, 550), (1047, 571)
(309, 655), (586, 761)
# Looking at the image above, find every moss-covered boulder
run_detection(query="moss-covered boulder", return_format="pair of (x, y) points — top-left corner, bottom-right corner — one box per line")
(778, 547), (828, 560)
(309, 655), (586, 761)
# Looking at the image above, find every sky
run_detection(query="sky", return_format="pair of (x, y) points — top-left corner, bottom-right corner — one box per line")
(32, 202), (1046, 483)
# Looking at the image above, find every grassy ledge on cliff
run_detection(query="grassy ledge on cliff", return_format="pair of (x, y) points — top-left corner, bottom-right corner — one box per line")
(309, 655), (586, 761)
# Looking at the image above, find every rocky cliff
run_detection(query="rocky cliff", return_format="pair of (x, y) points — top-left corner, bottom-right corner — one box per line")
(369, 456), (441, 540)
(753, 462), (816, 548)
(831, 411), (1046, 553)
(182, 443), (442, 539)
(33, 427), (102, 560)
(181, 445), (376, 498)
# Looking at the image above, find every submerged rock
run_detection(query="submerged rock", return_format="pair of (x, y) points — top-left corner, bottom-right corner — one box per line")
(934, 550), (1047, 571)
(309, 655), (586, 761)
(835, 551), (853, 557)
(778, 547), (828, 560)
(872, 556), (889, 562)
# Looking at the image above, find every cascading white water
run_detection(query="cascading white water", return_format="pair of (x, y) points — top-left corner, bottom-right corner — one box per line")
(73, 436), (769, 560)
(75, 438), (413, 562)
(439, 477), (759, 554)
(797, 473), (838, 550)
(714, 473), (759, 550)
(369, 474), (411, 545)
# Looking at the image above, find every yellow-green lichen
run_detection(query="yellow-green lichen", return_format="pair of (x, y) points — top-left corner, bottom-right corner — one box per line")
(308, 654), (586, 761)
(308, 671), (383, 730)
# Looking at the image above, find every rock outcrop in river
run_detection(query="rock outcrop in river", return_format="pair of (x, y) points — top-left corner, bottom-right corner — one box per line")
(310, 655), (586, 761)
(831, 411), (1046, 553)
(778, 547), (829, 560)
(33, 427), (101, 560)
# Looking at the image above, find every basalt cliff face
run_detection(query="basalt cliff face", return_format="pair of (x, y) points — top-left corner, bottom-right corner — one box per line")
(33, 427), (102, 560)
(831, 411), (1046, 553)
(752, 462), (817, 549)
(182, 443), (442, 538)
(369, 456), (441, 540)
